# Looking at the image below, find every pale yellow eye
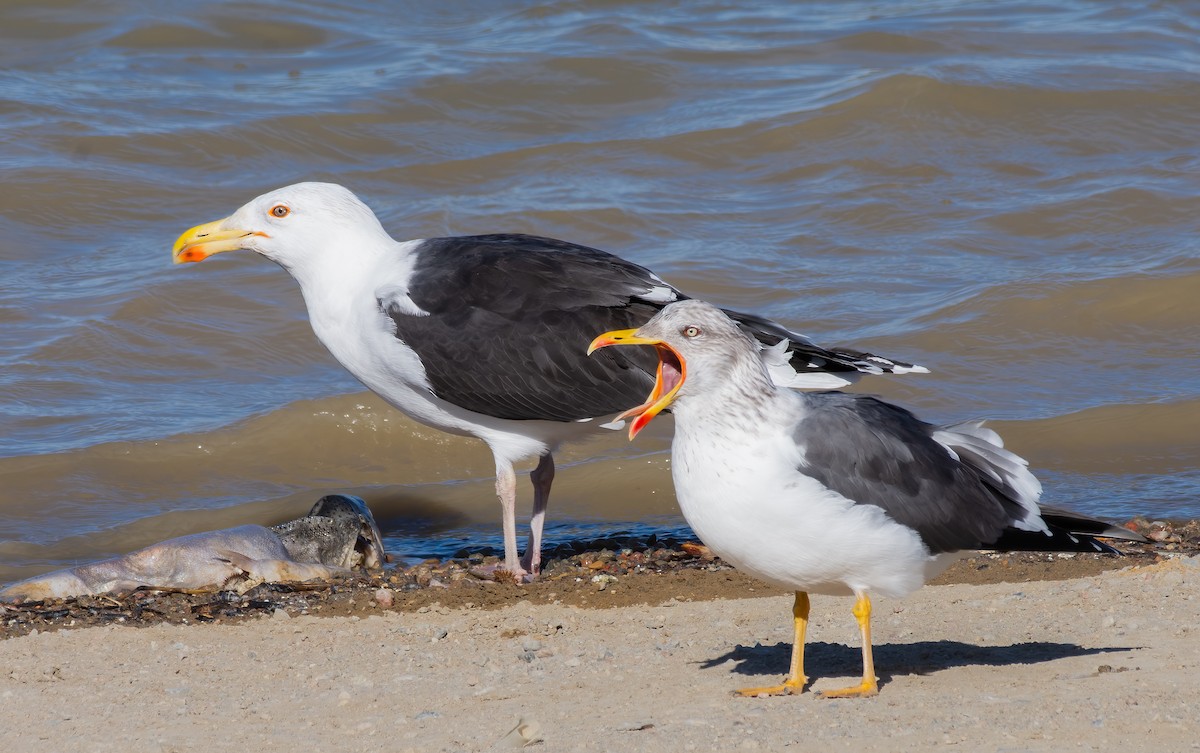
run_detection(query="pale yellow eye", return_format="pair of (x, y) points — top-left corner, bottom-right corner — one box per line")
(270, 204), (290, 218)
(682, 326), (702, 338)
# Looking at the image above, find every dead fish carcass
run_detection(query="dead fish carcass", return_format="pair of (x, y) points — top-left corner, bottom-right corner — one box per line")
(0, 494), (386, 602)
(272, 492), (386, 570)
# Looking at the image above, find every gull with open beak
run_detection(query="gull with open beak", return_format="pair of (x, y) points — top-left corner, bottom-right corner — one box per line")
(589, 299), (1146, 697)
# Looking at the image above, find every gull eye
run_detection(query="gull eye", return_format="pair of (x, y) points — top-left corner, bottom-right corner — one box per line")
(270, 204), (290, 218)
(682, 325), (702, 338)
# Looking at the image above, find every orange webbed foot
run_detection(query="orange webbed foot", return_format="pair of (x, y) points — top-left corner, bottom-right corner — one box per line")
(817, 677), (878, 699)
(735, 676), (809, 697)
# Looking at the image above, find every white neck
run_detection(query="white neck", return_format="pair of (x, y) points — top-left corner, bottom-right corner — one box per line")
(671, 351), (782, 427)
(280, 225), (398, 290)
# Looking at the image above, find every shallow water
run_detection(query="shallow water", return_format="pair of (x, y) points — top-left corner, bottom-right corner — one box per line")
(2, 1), (1198, 583)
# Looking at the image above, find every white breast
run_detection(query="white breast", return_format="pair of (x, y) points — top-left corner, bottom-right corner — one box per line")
(294, 253), (607, 465)
(670, 407), (939, 598)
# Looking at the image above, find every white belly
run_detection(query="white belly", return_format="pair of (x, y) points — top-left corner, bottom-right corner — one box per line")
(671, 424), (938, 598)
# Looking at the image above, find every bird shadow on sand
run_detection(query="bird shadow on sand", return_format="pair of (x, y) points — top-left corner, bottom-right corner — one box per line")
(699, 640), (1138, 689)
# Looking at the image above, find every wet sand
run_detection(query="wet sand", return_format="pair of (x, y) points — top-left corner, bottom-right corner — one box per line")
(2, 522), (1185, 638)
(2, 536), (1197, 752)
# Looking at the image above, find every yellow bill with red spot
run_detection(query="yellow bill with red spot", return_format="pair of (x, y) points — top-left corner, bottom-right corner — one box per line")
(172, 218), (267, 264)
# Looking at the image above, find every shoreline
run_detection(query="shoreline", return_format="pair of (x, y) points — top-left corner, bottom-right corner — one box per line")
(1, 515), (1190, 639)
(1, 551), (1196, 752)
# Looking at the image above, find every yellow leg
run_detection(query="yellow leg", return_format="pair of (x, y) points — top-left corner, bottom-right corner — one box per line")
(736, 591), (810, 697)
(818, 592), (879, 698)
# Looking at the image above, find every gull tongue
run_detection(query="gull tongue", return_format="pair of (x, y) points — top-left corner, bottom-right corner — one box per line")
(621, 343), (686, 439)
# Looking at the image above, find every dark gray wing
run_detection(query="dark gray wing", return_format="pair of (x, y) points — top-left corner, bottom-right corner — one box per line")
(384, 234), (922, 421)
(797, 392), (1013, 553)
(795, 393), (1138, 554)
(383, 235), (664, 421)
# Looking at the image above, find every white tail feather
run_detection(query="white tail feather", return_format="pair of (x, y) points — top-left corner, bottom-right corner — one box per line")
(933, 421), (1047, 534)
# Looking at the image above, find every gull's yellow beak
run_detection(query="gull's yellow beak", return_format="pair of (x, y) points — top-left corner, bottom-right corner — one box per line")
(586, 328), (654, 355)
(587, 328), (686, 441)
(172, 218), (265, 264)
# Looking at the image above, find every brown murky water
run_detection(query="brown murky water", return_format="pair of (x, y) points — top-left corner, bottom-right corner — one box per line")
(2, 1), (1198, 584)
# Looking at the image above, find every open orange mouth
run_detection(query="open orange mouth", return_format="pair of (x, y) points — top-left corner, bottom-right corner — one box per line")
(587, 329), (686, 440)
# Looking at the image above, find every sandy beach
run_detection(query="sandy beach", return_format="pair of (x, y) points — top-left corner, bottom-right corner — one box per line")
(3, 550), (1196, 753)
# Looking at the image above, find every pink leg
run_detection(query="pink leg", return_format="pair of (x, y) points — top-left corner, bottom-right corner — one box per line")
(494, 460), (525, 578)
(521, 453), (555, 576)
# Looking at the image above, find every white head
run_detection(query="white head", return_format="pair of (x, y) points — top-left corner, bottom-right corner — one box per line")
(588, 299), (771, 439)
(172, 182), (393, 275)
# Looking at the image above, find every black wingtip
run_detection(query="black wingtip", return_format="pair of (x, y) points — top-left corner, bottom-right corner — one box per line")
(989, 508), (1151, 555)
(723, 308), (926, 377)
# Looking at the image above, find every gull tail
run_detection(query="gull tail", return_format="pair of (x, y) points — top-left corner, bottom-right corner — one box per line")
(934, 420), (1148, 554)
